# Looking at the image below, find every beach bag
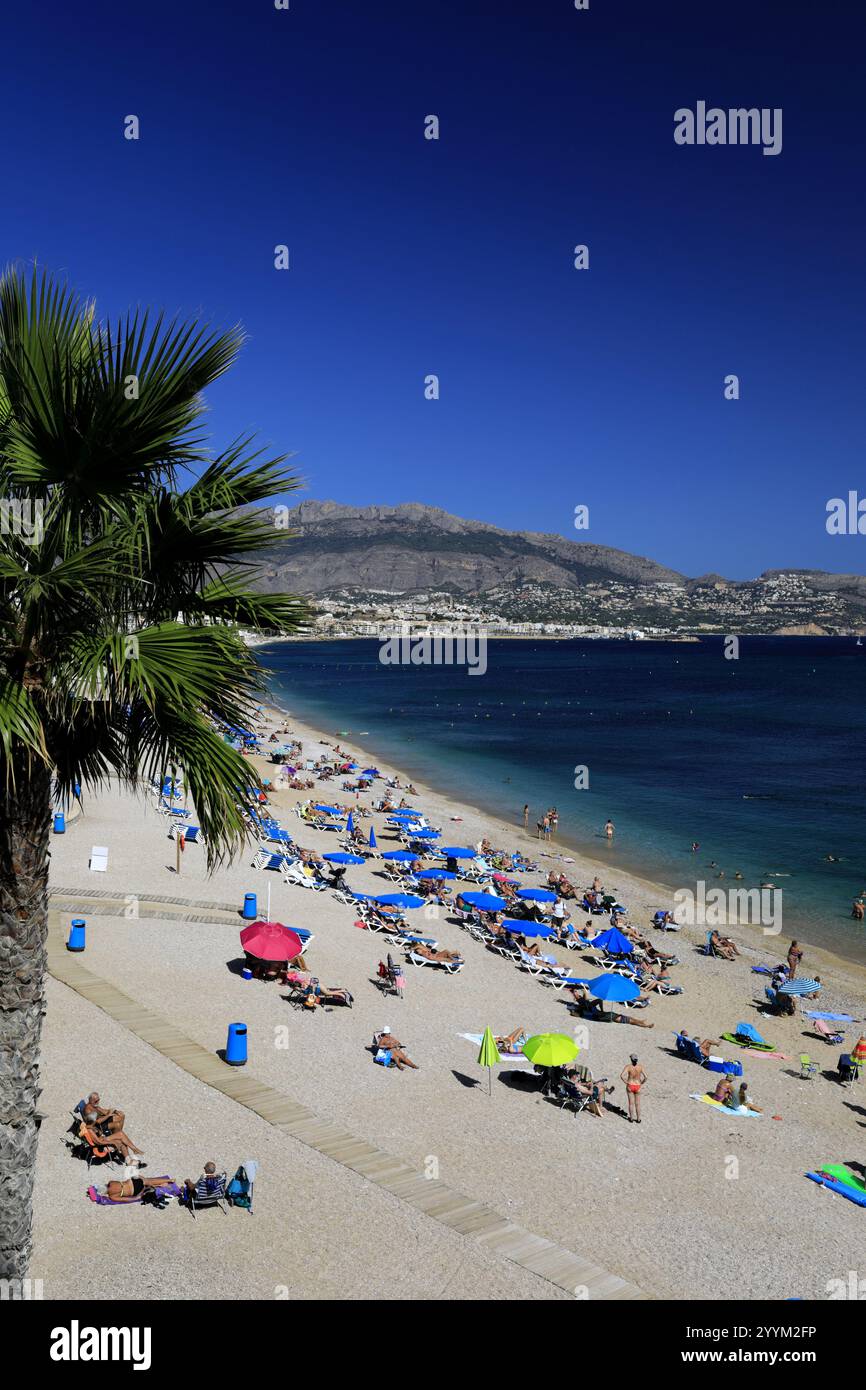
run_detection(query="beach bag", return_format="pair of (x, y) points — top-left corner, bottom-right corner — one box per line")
(374, 1049), (392, 1067)
(227, 1166), (253, 1209)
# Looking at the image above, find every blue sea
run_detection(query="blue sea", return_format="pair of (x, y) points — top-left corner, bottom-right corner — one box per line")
(260, 637), (866, 965)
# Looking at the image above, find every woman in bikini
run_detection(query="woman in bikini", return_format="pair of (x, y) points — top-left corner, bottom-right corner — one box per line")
(620, 1056), (647, 1122)
(104, 1176), (177, 1202)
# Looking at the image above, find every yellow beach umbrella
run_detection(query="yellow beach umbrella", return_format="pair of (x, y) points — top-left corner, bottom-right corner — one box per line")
(522, 1033), (578, 1068)
(477, 1026), (501, 1096)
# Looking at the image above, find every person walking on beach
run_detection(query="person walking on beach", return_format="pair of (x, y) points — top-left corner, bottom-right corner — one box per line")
(604, 818), (615, 841)
(787, 939), (803, 979)
(620, 1055), (646, 1123)
(523, 804), (529, 830)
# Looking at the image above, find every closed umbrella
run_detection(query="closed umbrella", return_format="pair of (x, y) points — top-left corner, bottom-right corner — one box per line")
(346, 811), (355, 835)
(369, 827), (377, 849)
(477, 1026), (501, 1097)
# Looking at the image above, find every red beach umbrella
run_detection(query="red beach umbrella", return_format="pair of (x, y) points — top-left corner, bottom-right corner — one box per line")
(240, 920), (304, 962)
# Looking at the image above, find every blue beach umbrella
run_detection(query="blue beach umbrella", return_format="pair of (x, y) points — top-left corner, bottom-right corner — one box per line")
(587, 974), (641, 1004)
(363, 768), (379, 776)
(346, 811), (355, 835)
(440, 846), (476, 858)
(324, 852), (365, 865)
(374, 893), (425, 910)
(369, 827), (377, 849)
(381, 850), (417, 862)
(461, 892), (507, 911)
(590, 926), (634, 955)
(778, 978), (821, 996)
(508, 922), (556, 940)
(416, 869), (457, 880)
(516, 888), (558, 903)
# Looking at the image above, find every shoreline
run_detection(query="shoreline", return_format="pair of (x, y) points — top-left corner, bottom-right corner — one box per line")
(261, 690), (866, 996)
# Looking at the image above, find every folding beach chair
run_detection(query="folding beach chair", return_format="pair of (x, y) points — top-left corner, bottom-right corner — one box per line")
(799, 1053), (819, 1079)
(183, 1171), (228, 1218)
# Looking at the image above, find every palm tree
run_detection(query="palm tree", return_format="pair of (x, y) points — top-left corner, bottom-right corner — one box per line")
(0, 267), (308, 1279)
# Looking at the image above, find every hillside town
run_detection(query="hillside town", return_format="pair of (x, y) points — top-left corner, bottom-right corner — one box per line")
(291, 570), (866, 640)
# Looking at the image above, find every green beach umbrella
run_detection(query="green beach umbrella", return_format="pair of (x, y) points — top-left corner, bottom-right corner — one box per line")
(522, 1033), (579, 1069)
(477, 1025), (501, 1096)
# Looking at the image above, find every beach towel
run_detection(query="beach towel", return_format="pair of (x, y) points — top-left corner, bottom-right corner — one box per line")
(804, 1012), (854, 1022)
(689, 1094), (761, 1118)
(87, 1178), (182, 1205)
(721, 1033), (777, 1052)
(458, 1032), (533, 1062)
(806, 1172), (866, 1208)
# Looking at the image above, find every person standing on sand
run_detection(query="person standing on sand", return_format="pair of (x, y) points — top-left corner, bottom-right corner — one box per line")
(787, 939), (803, 979)
(523, 804), (529, 829)
(620, 1055), (646, 1123)
(604, 818), (615, 841)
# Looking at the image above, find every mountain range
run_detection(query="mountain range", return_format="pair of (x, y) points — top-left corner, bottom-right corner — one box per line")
(255, 501), (866, 634)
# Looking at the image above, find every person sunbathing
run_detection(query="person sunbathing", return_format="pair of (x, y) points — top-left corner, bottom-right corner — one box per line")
(375, 1030), (418, 1070)
(679, 1031), (719, 1058)
(78, 1120), (145, 1164)
(710, 1075), (737, 1106)
(495, 1028), (528, 1052)
(77, 1092), (126, 1136)
(103, 1175), (176, 1202)
(642, 965), (674, 993)
(301, 978), (354, 1007)
(412, 943), (463, 964)
(737, 1082), (762, 1113)
(710, 930), (739, 959)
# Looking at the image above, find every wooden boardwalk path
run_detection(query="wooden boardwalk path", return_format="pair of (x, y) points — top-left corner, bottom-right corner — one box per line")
(47, 908), (647, 1300)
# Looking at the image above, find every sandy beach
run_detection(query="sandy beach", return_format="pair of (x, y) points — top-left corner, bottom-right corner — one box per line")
(34, 703), (866, 1302)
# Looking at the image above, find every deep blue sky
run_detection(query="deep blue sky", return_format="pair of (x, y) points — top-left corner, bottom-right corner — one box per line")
(4, 0), (864, 578)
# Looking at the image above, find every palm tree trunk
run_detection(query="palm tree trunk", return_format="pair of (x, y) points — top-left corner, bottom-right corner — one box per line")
(0, 760), (52, 1281)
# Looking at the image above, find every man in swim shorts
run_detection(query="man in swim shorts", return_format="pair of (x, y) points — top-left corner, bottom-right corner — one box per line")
(620, 1055), (647, 1123)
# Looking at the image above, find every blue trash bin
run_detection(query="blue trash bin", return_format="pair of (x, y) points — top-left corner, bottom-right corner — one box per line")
(225, 1022), (248, 1066)
(67, 919), (86, 952)
(242, 892), (257, 920)
(53, 812), (66, 834)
